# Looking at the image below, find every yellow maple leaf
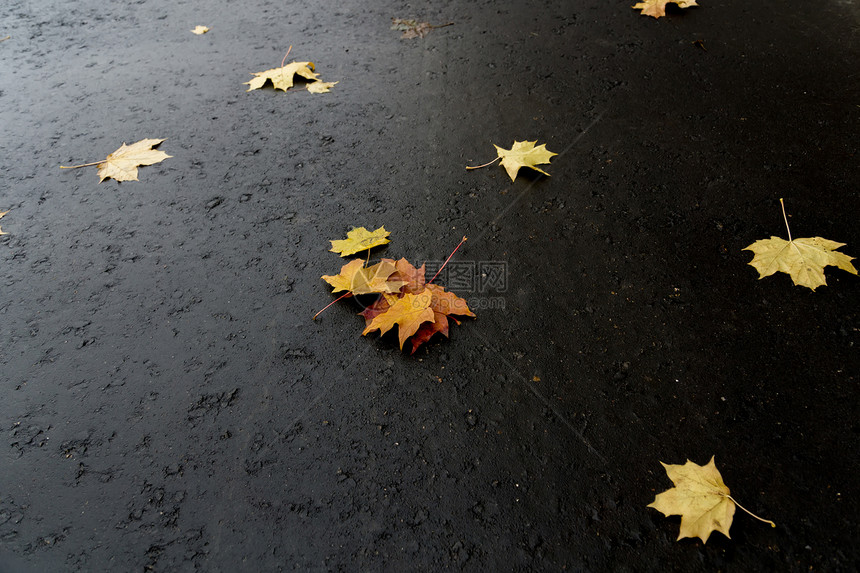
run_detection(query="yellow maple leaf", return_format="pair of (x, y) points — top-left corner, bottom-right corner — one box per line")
(632, 0), (698, 19)
(191, 26), (209, 35)
(321, 259), (405, 295)
(743, 199), (857, 291)
(0, 210), (8, 235)
(329, 226), (391, 257)
(362, 290), (435, 350)
(467, 140), (557, 182)
(649, 456), (775, 543)
(245, 61), (319, 92)
(307, 80), (338, 94)
(60, 138), (171, 183)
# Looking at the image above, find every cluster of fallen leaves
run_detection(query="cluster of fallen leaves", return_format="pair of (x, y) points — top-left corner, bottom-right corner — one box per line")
(321, 227), (475, 353)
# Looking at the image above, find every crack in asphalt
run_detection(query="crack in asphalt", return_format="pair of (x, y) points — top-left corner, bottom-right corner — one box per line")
(469, 328), (607, 464)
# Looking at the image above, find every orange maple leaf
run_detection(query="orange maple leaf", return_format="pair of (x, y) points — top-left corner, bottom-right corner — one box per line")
(391, 258), (426, 294)
(362, 291), (435, 350)
(408, 284), (475, 353)
(425, 284), (475, 318)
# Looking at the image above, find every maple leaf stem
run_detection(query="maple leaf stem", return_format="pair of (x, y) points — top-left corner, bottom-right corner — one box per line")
(779, 197), (792, 242)
(313, 291), (352, 320)
(60, 160), (103, 169)
(725, 494), (776, 527)
(427, 236), (468, 285)
(430, 22), (455, 29)
(465, 157), (500, 171)
(281, 45), (293, 67)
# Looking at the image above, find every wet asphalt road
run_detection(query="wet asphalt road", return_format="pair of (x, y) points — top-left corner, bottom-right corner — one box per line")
(1, 0), (859, 570)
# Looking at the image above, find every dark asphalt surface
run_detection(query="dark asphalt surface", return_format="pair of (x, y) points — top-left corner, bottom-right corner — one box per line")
(1, 0), (859, 570)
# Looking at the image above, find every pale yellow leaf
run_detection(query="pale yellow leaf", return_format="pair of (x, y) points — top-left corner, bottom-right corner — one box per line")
(0, 210), (8, 235)
(744, 235), (857, 291)
(632, 0), (698, 19)
(648, 456), (735, 543)
(307, 80), (338, 94)
(79, 138), (171, 183)
(191, 26), (209, 35)
(493, 140), (557, 182)
(329, 226), (391, 256)
(321, 259), (405, 295)
(245, 61), (319, 92)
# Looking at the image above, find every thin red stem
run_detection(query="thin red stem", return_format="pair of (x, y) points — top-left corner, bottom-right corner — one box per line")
(281, 45), (293, 67)
(313, 291), (351, 320)
(427, 236), (468, 285)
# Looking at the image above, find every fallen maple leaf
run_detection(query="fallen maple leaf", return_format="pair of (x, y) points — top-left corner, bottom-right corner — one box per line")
(322, 259), (405, 295)
(191, 25), (209, 34)
(0, 210), (9, 235)
(60, 138), (171, 183)
(330, 226), (391, 256)
(307, 80), (338, 94)
(633, 0), (698, 19)
(744, 199), (857, 291)
(391, 258), (426, 294)
(362, 290), (435, 350)
(359, 294), (396, 323)
(649, 456), (775, 543)
(408, 284), (474, 353)
(467, 140), (557, 182)
(391, 18), (453, 39)
(245, 61), (320, 92)
(425, 283), (475, 318)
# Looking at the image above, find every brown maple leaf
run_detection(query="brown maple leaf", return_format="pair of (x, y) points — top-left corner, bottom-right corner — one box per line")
(391, 258), (426, 294)
(391, 18), (453, 39)
(359, 294), (394, 323)
(409, 284), (475, 353)
(425, 284), (475, 318)
(409, 312), (450, 354)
